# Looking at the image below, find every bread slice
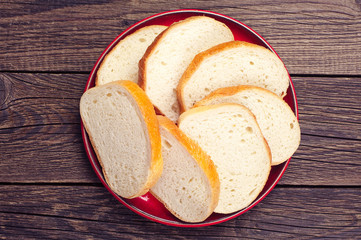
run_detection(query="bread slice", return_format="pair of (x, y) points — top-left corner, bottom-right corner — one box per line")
(139, 16), (234, 122)
(178, 41), (290, 112)
(151, 116), (219, 222)
(96, 25), (167, 86)
(80, 80), (163, 199)
(194, 86), (301, 165)
(178, 103), (271, 214)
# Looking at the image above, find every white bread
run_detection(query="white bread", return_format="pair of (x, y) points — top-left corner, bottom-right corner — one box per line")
(151, 116), (219, 222)
(178, 104), (271, 214)
(80, 80), (163, 199)
(139, 16), (234, 122)
(96, 25), (167, 86)
(178, 41), (290, 112)
(194, 86), (301, 165)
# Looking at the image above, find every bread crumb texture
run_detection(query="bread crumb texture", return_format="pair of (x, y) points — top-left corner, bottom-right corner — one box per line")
(80, 81), (162, 199)
(179, 104), (271, 214)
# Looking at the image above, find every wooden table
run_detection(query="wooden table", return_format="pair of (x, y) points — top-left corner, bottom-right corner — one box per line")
(1, 1), (360, 238)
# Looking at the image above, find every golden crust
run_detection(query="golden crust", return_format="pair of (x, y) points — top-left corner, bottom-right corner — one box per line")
(178, 103), (272, 213)
(193, 85), (299, 165)
(178, 103), (272, 172)
(115, 80), (163, 198)
(139, 16), (222, 90)
(82, 81), (163, 199)
(139, 16), (231, 115)
(177, 41), (275, 113)
(193, 85), (281, 108)
(155, 115), (220, 222)
(138, 25), (166, 91)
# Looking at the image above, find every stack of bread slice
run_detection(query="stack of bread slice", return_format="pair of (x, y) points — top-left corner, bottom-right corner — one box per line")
(80, 15), (301, 223)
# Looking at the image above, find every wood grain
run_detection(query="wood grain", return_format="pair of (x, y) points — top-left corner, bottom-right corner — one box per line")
(1, 0), (360, 74)
(0, 73), (98, 183)
(1, 1), (360, 238)
(1, 73), (360, 184)
(279, 76), (361, 185)
(0, 185), (359, 239)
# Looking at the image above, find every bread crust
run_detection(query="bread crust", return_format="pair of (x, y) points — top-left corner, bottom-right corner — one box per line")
(178, 103), (272, 213)
(151, 115), (220, 222)
(81, 80), (163, 199)
(139, 16), (219, 90)
(139, 16), (233, 119)
(194, 85), (277, 108)
(178, 102), (272, 165)
(193, 85), (300, 165)
(117, 81), (163, 197)
(177, 41), (288, 113)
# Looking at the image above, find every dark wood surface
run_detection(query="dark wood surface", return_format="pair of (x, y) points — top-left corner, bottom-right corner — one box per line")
(1, 0), (360, 239)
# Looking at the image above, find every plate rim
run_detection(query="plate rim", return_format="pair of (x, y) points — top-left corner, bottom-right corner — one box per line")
(81, 9), (298, 227)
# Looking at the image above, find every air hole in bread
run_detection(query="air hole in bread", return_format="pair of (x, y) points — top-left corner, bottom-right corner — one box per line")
(164, 139), (172, 149)
(204, 88), (210, 92)
(250, 61), (254, 65)
(188, 177), (194, 183)
(243, 96), (248, 99)
(111, 69), (114, 72)
(106, 93), (112, 97)
(171, 103), (178, 112)
(161, 61), (167, 66)
(229, 130), (233, 133)
(139, 38), (146, 42)
(93, 100), (97, 104)
(246, 126), (253, 133)
(290, 123), (294, 129)
(240, 139), (245, 143)
(251, 151), (257, 155)
(249, 188), (256, 196)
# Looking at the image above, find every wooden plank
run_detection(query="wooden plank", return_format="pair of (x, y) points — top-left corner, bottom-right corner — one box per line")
(0, 185), (359, 238)
(0, 73), (98, 183)
(1, 73), (361, 184)
(278, 76), (361, 185)
(0, 0), (360, 74)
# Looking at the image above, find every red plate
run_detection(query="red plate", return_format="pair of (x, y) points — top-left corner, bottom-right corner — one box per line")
(82, 9), (298, 227)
